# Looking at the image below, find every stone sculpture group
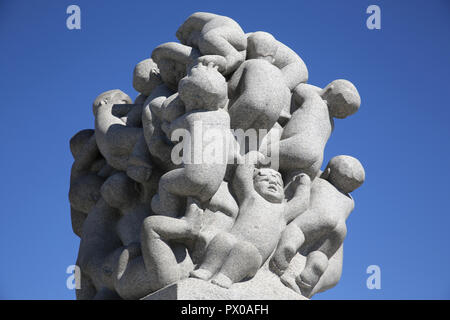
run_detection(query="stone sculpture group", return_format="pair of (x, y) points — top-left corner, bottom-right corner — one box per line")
(69, 12), (365, 300)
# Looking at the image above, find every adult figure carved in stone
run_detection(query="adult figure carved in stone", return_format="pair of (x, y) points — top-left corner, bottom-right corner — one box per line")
(190, 151), (311, 289)
(140, 181), (239, 292)
(176, 12), (247, 76)
(269, 155), (365, 297)
(151, 63), (233, 217)
(265, 80), (361, 180)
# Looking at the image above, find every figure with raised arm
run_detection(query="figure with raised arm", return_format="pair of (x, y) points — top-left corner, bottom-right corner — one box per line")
(269, 155), (365, 297)
(190, 151), (311, 288)
(151, 62), (236, 218)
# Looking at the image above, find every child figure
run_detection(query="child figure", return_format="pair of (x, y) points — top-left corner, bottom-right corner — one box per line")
(246, 31), (308, 91)
(190, 151), (311, 288)
(140, 181), (238, 292)
(176, 12), (247, 76)
(268, 80), (361, 180)
(69, 129), (106, 237)
(226, 31), (309, 140)
(93, 90), (143, 172)
(151, 62), (234, 217)
(269, 155), (365, 297)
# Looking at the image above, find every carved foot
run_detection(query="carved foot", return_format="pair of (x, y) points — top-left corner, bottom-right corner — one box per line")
(211, 273), (232, 289)
(190, 268), (212, 280)
(280, 273), (301, 294)
(296, 276), (314, 298)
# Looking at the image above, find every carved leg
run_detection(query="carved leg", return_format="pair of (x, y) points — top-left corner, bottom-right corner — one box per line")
(190, 232), (236, 280)
(296, 250), (329, 298)
(211, 241), (262, 288)
(141, 216), (193, 290)
(270, 223), (305, 275)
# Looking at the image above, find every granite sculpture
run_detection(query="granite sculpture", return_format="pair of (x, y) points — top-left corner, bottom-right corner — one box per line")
(69, 12), (365, 300)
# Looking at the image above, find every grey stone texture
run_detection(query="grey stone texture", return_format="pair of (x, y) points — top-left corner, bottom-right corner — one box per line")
(143, 267), (307, 300)
(69, 12), (365, 300)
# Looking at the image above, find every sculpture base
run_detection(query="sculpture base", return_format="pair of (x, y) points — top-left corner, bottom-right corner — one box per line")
(141, 268), (307, 300)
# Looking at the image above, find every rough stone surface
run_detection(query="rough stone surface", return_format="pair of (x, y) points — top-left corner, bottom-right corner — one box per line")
(142, 268), (308, 300)
(69, 12), (365, 300)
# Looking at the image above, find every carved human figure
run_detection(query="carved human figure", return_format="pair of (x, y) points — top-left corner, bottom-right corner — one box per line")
(93, 90), (144, 172)
(133, 58), (162, 96)
(227, 60), (290, 151)
(246, 31), (308, 91)
(125, 96), (154, 183)
(151, 42), (201, 91)
(69, 129), (109, 237)
(151, 63), (234, 217)
(227, 33), (302, 148)
(140, 181), (239, 291)
(176, 12), (247, 76)
(75, 196), (123, 300)
(71, 12), (366, 300)
(269, 155), (365, 297)
(190, 151), (311, 288)
(266, 80), (361, 180)
(246, 31), (308, 123)
(76, 170), (161, 300)
(126, 60), (163, 182)
(141, 82), (179, 173)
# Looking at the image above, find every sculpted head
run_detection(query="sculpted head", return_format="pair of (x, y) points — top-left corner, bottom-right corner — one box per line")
(133, 58), (162, 96)
(322, 80), (361, 119)
(253, 168), (285, 203)
(152, 42), (200, 91)
(178, 63), (228, 112)
(157, 58), (187, 91)
(324, 155), (365, 194)
(92, 89), (132, 116)
(70, 129), (94, 160)
(246, 32), (278, 63)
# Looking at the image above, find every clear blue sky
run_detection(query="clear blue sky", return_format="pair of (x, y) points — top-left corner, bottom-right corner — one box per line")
(0, 0), (449, 300)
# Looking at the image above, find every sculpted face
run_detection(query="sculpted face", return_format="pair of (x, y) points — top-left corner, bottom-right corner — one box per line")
(253, 168), (284, 203)
(92, 89), (132, 115)
(158, 58), (187, 91)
